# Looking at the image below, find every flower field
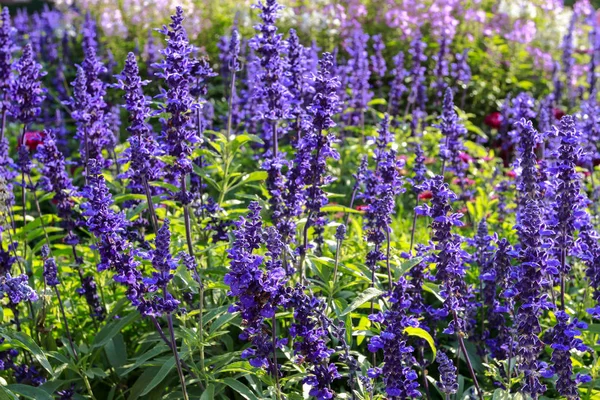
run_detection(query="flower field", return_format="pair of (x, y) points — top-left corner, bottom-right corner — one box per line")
(1, 0), (600, 399)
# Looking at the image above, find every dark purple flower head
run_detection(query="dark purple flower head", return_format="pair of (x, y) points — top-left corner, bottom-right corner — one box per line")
(12, 43), (46, 124)
(154, 7), (200, 179)
(229, 29), (241, 73)
(451, 49), (471, 85)
(0, 7), (14, 100)
(148, 219), (178, 288)
(548, 115), (586, 275)
(289, 286), (339, 398)
(35, 130), (75, 222)
(1, 273), (38, 304)
(482, 237), (513, 360)
(286, 28), (313, 137)
(65, 38), (111, 168)
(81, 159), (152, 314)
(368, 277), (420, 397)
(361, 116), (405, 276)
(437, 87), (466, 176)
(41, 244), (59, 287)
(432, 34), (450, 97)
(514, 118), (541, 202)
(343, 28), (372, 126)
(144, 29), (160, 78)
(225, 202), (289, 372)
(388, 51), (407, 118)
(249, 0), (291, 126)
(437, 351), (458, 394)
(77, 275), (105, 321)
(114, 52), (163, 190)
(407, 34), (427, 113)
(370, 34), (386, 79)
(416, 176), (467, 332)
(545, 311), (590, 397)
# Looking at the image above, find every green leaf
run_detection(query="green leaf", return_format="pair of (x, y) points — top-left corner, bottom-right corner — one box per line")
(395, 257), (423, 277)
(6, 385), (53, 400)
(403, 327), (436, 361)
(321, 205), (363, 214)
(105, 334), (127, 369)
(340, 287), (383, 316)
(200, 384), (215, 400)
(140, 357), (176, 396)
(113, 194), (147, 204)
(0, 386), (17, 400)
(118, 344), (169, 377)
(221, 378), (260, 400)
(8, 332), (54, 375)
(93, 311), (140, 348)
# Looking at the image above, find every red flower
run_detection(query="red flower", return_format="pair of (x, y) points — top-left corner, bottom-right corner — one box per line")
(459, 152), (473, 163)
(506, 170), (516, 178)
(553, 108), (565, 120)
(356, 205), (368, 211)
(19, 131), (45, 151)
(484, 112), (502, 129)
(418, 190), (433, 201)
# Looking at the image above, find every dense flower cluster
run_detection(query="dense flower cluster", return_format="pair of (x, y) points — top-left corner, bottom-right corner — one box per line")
(368, 277), (420, 398)
(154, 7), (199, 179)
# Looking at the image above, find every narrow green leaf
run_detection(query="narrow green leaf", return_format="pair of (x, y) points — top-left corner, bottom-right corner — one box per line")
(6, 384), (53, 400)
(0, 386), (17, 400)
(222, 378), (260, 400)
(140, 357), (176, 396)
(200, 384), (215, 400)
(321, 205), (363, 214)
(93, 312), (140, 348)
(340, 287), (383, 316)
(404, 327), (436, 361)
(395, 257), (423, 277)
(9, 332), (54, 375)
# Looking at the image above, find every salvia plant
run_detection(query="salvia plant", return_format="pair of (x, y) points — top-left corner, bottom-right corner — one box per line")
(0, 1), (600, 400)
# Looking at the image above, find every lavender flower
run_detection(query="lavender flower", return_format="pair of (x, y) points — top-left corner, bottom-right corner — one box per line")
(76, 275), (105, 321)
(415, 176), (467, 333)
(514, 119), (542, 204)
(437, 88), (467, 189)
(224, 202), (289, 371)
(0, 273), (37, 304)
(367, 277), (420, 398)
(0, 7), (14, 107)
(12, 43), (46, 125)
(407, 34), (427, 114)
(114, 52), (163, 192)
(388, 51), (407, 119)
(35, 130), (76, 223)
(482, 237), (513, 360)
(548, 115), (586, 278)
(250, 0), (291, 150)
(286, 29), (312, 139)
(343, 28), (372, 127)
(154, 7), (200, 180)
(146, 219), (180, 314)
(361, 116), (405, 282)
(432, 34), (449, 98)
(370, 34), (386, 86)
(514, 173), (554, 396)
(144, 29), (160, 78)
(451, 49), (471, 86)
(437, 351), (458, 395)
(545, 311), (590, 397)
(41, 245), (59, 287)
(289, 286), (339, 399)
(81, 159), (152, 314)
